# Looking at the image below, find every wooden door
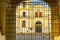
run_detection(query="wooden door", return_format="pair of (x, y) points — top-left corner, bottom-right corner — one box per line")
(22, 21), (26, 28)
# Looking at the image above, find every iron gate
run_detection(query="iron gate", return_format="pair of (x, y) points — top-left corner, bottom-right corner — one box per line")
(16, 0), (51, 40)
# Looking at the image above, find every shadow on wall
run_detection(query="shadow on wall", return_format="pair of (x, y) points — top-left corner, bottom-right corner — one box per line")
(0, 0), (6, 35)
(0, 27), (2, 35)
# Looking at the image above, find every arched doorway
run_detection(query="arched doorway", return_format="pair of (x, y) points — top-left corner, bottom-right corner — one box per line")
(35, 21), (42, 33)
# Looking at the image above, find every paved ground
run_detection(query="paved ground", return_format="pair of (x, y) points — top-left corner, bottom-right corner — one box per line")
(16, 34), (51, 40)
(0, 32), (5, 40)
(0, 36), (5, 40)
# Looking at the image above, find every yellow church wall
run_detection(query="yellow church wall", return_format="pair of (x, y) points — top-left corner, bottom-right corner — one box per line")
(28, 2), (31, 29)
(31, 9), (35, 30)
(16, 5), (20, 33)
(31, 18), (35, 31)
(28, 5), (30, 29)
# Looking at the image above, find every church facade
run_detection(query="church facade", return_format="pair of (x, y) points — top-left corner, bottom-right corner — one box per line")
(16, 0), (51, 34)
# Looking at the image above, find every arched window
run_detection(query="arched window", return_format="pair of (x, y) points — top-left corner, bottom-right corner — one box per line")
(23, 12), (26, 17)
(35, 12), (38, 17)
(39, 12), (42, 17)
(35, 12), (42, 17)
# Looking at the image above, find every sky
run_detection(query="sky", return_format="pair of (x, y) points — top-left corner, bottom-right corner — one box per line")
(31, 0), (42, 2)
(31, 0), (50, 8)
(16, 0), (50, 9)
